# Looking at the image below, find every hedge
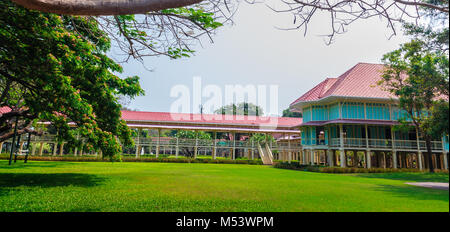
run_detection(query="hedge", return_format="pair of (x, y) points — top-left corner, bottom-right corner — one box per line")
(274, 161), (449, 173)
(0, 154), (263, 165)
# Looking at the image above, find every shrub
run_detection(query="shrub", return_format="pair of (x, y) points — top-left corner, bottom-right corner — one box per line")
(274, 161), (448, 173)
(0, 154), (263, 165)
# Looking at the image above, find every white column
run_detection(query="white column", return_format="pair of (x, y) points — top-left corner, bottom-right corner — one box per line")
(310, 149), (314, 165)
(339, 124), (346, 167)
(194, 132), (198, 159)
(156, 129), (160, 158)
(288, 134), (292, 163)
(442, 152), (448, 170)
(391, 126), (396, 169)
(365, 124), (370, 151)
(392, 150), (398, 169)
(251, 134), (254, 160)
(327, 149), (333, 167)
(302, 149), (306, 165)
(74, 132), (79, 156)
(340, 149), (346, 167)
(175, 136), (179, 158)
(232, 132), (236, 160)
(135, 129), (140, 158)
(213, 131), (217, 160)
(366, 150), (372, 168)
(418, 152), (423, 170)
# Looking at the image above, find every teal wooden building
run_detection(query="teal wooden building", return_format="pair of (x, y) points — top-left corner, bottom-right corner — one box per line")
(290, 63), (449, 170)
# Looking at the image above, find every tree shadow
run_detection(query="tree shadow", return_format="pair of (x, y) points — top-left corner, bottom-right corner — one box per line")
(371, 184), (449, 205)
(0, 160), (82, 169)
(0, 173), (105, 188)
(353, 172), (449, 183)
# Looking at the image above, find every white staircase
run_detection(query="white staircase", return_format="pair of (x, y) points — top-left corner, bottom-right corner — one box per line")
(257, 142), (273, 165)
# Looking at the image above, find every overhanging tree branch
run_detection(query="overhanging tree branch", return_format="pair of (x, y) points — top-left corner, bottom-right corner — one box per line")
(12, 0), (204, 15)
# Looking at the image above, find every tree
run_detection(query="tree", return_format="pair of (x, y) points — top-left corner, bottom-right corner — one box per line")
(175, 130), (211, 157)
(214, 102), (264, 116)
(266, 0), (448, 43)
(282, 108), (302, 118)
(12, 0), (203, 15)
(0, 1), (145, 157)
(380, 40), (449, 172)
(0, 0), (226, 158)
(11, 1), (234, 62)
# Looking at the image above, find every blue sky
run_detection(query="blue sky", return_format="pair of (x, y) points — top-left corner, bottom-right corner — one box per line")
(114, 1), (409, 116)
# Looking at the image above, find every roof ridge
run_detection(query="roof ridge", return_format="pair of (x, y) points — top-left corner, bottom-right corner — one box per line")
(121, 110), (297, 119)
(321, 63), (360, 97)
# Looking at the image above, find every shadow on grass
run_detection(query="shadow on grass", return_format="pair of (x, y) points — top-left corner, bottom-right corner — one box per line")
(353, 172), (449, 183)
(0, 160), (82, 169)
(372, 184), (449, 205)
(0, 173), (105, 189)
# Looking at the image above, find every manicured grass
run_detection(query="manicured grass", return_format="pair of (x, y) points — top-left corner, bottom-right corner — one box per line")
(0, 160), (448, 212)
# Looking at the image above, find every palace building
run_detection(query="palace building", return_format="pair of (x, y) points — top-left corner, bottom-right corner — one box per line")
(289, 63), (449, 170)
(1, 63), (449, 169)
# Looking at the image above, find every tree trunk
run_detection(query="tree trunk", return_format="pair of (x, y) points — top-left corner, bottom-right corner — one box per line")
(425, 136), (434, 173)
(12, 0), (202, 15)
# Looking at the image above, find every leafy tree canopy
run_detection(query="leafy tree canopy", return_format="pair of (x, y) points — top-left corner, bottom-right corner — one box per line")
(0, 1), (145, 157)
(0, 0), (225, 158)
(381, 39), (449, 172)
(282, 108), (302, 118)
(214, 102), (263, 116)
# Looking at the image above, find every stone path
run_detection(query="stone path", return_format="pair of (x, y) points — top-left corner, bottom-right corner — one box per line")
(405, 182), (449, 190)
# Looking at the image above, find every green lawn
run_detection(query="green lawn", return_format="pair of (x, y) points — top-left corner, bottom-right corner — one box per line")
(0, 160), (448, 212)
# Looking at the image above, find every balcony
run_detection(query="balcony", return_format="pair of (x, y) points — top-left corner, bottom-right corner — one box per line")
(328, 138), (445, 151)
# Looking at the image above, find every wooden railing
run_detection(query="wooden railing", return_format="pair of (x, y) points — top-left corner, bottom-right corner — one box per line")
(14, 135), (301, 151)
(328, 138), (444, 151)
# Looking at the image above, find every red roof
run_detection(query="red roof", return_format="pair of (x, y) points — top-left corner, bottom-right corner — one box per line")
(1, 106), (301, 129)
(0, 106), (11, 114)
(121, 111), (302, 128)
(290, 63), (397, 106)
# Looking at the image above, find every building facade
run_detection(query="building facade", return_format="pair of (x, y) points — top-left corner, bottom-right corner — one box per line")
(290, 63), (449, 170)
